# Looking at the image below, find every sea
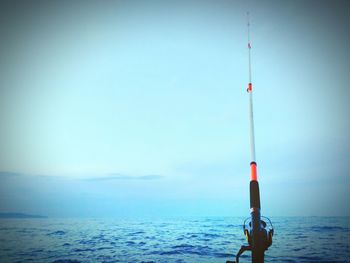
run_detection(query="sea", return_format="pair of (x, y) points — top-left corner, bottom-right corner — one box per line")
(0, 217), (349, 263)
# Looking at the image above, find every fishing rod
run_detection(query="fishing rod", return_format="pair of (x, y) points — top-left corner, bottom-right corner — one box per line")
(227, 13), (274, 263)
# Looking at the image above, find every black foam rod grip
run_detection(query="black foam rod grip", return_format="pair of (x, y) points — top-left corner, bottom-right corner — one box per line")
(250, 180), (261, 209)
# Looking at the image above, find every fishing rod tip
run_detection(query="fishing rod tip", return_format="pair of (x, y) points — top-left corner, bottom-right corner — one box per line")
(246, 12), (251, 25)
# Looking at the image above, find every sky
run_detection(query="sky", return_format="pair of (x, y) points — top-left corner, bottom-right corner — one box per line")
(0, 0), (349, 217)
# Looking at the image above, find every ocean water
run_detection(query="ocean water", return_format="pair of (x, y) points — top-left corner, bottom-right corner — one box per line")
(0, 217), (349, 263)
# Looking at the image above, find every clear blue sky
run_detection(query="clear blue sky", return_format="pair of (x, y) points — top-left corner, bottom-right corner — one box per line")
(0, 0), (349, 217)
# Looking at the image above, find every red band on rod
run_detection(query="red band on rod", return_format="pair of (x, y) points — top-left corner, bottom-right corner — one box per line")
(248, 83), (252, 92)
(250, 162), (257, 181)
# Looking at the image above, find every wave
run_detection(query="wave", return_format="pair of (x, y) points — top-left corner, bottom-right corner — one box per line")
(310, 226), (349, 232)
(48, 230), (66, 236)
(52, 260), (81, 263)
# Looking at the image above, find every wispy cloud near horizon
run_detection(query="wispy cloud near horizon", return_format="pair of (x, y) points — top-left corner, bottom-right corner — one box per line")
(0, 171), (163, 180)
(0, 171), (22, 177)
(83, 174), (163, 181)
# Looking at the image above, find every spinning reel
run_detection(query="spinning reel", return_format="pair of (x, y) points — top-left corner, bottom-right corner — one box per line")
(227, 216), (274, 263)
(243, 216), (274, 249)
